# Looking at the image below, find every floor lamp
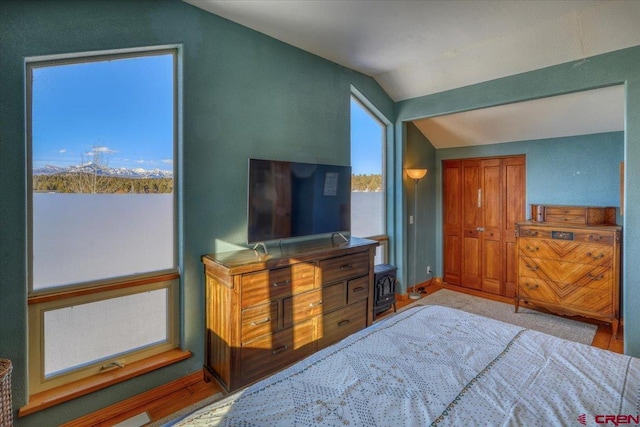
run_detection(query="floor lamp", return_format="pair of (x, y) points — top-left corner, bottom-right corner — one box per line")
(406, 168), (428, 300)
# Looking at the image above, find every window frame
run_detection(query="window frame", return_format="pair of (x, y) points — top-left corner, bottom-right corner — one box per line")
(350, 90), (390, 263)
(25, 46), (182, 400)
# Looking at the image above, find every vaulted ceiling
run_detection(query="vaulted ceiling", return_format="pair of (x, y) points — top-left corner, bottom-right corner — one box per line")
(184, 1), (638, 147)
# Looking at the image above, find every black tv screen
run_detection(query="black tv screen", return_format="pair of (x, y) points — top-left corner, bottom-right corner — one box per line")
(247, 158), (351, 244)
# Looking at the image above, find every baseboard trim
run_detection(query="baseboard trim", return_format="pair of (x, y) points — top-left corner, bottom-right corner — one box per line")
(59, 364), (200, 427)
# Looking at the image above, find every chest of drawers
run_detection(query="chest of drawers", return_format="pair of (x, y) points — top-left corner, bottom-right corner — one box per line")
(202, 237), (377, 391)
(515, 221), (621, 337)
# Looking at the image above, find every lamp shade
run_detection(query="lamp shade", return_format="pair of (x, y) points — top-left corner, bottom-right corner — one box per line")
(406, 168), (428, 180)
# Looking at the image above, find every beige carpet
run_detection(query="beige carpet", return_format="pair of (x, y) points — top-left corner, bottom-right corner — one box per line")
(400, 288), (597, 345)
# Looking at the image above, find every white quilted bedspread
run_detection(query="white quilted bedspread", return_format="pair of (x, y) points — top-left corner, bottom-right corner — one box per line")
(171, 305), (640, 426)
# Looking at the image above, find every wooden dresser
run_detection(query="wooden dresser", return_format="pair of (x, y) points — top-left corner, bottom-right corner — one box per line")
(201, 236), (378, 391)
(515, 205), (621, 337)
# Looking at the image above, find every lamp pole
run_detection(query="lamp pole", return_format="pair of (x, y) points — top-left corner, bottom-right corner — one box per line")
(406, 169), (427, 300)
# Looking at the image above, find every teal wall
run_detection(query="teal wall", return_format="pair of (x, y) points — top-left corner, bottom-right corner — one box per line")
(404, 122), (437, 290)
(396, 46), (640, 356)
(0, 1), (393, 425)
(432, 132), (623, 288)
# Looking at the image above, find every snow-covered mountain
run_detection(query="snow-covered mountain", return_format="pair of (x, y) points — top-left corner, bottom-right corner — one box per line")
(33, 163), (173, 178)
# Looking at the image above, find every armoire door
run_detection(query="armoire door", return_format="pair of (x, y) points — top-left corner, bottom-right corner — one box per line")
(442, 155), (525, 297)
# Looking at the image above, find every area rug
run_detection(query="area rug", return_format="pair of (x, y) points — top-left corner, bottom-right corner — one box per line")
(403, 288), (598, 345)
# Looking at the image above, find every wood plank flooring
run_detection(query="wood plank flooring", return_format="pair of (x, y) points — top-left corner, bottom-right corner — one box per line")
(67, 281), (623, 426)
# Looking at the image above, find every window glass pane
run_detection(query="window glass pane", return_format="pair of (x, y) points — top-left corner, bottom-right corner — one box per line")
(43, 288), (168, 377)
(350, 97), (385, 238)
(31, 53), (175, 290)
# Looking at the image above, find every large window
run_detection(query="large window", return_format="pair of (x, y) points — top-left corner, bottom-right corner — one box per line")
(350, 95), (388, 263)
(26, 49), (179, 398)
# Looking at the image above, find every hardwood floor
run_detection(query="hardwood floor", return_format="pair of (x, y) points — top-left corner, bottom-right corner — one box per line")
(379, 280), (624, 354)
(68, 280), (623, 426)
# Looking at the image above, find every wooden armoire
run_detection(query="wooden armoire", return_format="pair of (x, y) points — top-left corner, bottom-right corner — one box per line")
(443, 156), (526, 297)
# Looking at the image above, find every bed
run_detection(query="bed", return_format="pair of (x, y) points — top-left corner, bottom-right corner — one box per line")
(171, 305), (640, 426)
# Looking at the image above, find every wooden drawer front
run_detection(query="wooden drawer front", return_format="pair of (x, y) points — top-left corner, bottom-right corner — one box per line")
(240, 319), (316, 385)
(322, 281), (347, 313)
(519, 239), (612, 265)
(518, 278), (560, 304)
(519, 257), (612, 288)
(560, 284), (613, 316)
(544, 214), (586, 225)
(282, 289), (324, 329)
(317, 300), (367, 349)
(519, 227), (615, 245)
(241, 301), (279, 344)
(544, 207), (586, 217)
(519, 278), (613, 317)
(347, 276), (369, 304)
(572, 231), (614, 245)
(241, 262), (316, 308)
(319, 252), (370, 285)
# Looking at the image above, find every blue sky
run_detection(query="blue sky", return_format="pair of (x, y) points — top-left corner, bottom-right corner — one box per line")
(350, 98), (384, 175)
(31, 53), (174, 171)
(31, 52), (382, 175)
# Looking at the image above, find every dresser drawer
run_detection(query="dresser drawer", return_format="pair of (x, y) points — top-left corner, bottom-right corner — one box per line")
(544, 214), (587, 225)
(322, 281), (347, 313)
(519, 257), (612, 287)
(241, 262), (316, 308)
(347, 276), (369, 304)
(241, 301), (279, 344)
(282, 289), (324, 328)
(518, 239), (613, 265)
(240, 319), (316, 385)
(518, 278), (560, 304)
(317, 299), (367, 349)
(544, 207), (588, 217)
(319, 252), (370, 285)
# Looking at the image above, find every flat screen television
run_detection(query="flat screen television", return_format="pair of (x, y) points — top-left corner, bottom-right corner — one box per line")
(247, 158), (351, 244)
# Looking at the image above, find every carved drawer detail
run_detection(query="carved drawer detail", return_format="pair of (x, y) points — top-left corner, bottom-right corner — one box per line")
(515, 218), (621, 338)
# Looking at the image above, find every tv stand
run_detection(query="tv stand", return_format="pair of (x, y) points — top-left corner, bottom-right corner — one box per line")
(331, 232), (349, 243)
(201, 236), (378, 391)
(252, 241), (268, 254)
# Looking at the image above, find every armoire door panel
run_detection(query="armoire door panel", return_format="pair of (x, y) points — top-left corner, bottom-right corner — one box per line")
(444, 234), (461, 284)
(461, 160), (482, 287)
(443, 161), (463, 285)
(442, 156), (525, 297)
(482, 238), (502, 295)
(481, 159), (503, 294)
(462, 235), (481, 289)
(503, 157), (526, 297)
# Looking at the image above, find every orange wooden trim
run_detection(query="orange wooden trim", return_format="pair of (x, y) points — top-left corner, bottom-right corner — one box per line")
(28, 272), (180, 305)
(60, 370), (202, 427)
(19, 349), (191, 417)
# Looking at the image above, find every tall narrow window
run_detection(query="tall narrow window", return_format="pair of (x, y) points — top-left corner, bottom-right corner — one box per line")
(350, 95), (387, 263)
(27, 49), (179, 395)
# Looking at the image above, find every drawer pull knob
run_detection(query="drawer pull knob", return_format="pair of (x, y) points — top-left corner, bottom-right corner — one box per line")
(589, 235), (604, 242)
(525, 264), (539, 272)
(339, 264), (353, 271)
(272, 279), (291, 287)
(250, 317), (271, 326)
(525, 283), (539, 290)
(352, 286), (365, 292)
(338, 319), (351, 327)
(586, 252), (605, 259)
(271, 345), (288, 355)
(526, 230), (539, 237)
(525, 245), (539, 252)
(309, 300), (323, 307)
(587, 273), (604, 281)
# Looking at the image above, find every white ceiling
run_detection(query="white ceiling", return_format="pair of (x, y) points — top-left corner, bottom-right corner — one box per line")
(184, 0), (637, 147)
